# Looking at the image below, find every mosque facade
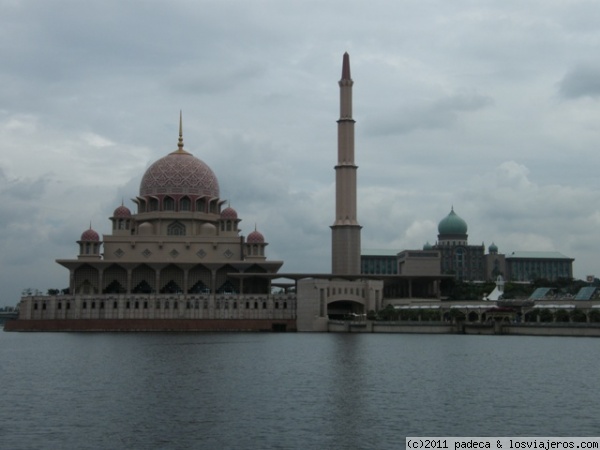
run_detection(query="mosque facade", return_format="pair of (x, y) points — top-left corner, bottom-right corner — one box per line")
(12, 115), (296, 331)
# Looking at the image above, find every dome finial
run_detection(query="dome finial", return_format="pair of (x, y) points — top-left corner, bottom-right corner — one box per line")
(177, 110), (184, 152)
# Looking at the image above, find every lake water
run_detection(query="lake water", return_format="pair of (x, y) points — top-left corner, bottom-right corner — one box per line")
(1, 329), (598, 449)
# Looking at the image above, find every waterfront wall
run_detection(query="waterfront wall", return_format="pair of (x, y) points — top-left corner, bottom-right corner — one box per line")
(502, 323), (600, 337)
(328, 320), (457, 334)
(326, 320), (600, 336)
(4, 318), (296, 332)
(16, 294), (296, 321)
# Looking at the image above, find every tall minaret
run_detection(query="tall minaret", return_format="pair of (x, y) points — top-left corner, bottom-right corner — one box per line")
(331, 52), (361, 275)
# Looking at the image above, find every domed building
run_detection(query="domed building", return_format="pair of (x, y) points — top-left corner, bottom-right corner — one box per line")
(17, 117), (295, 331)
(431, 207), (486, 281)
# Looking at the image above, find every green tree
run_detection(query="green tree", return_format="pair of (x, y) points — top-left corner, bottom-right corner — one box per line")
(570, 309), (587, 323)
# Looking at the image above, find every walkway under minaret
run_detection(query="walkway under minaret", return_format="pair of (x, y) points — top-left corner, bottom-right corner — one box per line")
(331, 52), (362, 275)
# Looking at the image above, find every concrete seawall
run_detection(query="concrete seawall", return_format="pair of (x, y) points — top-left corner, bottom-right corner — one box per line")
(4, 318), (296, 332)
(327, 320), (600, 336)
(328, 321), (457, 334)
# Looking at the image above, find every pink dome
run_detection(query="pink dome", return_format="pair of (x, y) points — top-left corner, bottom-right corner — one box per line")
(80, 227), (100, 242)
(220, 206), (238, 220)
(113, 205), (132, 218)
(140, 149), (220, 198)
(247, 229), (265, 244)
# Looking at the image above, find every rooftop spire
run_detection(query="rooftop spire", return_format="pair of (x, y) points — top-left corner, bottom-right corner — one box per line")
(341, 52), (351, 80)
(177, 110), (184, 152)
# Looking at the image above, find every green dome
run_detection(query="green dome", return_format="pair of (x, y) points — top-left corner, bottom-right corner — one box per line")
(438, 208), (467, 235)
(489, 242), (498, 253)
(423, 241), (433, 250)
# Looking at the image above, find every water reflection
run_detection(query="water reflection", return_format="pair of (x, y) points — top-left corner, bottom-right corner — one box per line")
(1, 331), (599, 449)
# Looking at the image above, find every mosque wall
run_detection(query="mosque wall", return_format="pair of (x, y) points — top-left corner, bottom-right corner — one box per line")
(101, 236), (245, 263)
(18, 294), (296, 322)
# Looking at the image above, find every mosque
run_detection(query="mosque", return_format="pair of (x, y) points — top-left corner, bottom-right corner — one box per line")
(9, 115), (298, 331)
(7, 53), (387, 332)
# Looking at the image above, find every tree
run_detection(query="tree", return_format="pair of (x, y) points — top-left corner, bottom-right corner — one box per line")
(554, 309), (570, 323)
(570, 309), (587, 323)
(378, 305), (398, 321)
(588, 310), (600, 323)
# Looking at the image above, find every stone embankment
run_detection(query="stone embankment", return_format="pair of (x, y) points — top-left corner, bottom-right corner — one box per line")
(327, 320), (600, 337)
(4, 318), (295, 332)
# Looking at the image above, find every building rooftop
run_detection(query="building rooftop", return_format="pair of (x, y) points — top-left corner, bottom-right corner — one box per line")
(361, 249), (400, 257)
(507, 251), (572, 260)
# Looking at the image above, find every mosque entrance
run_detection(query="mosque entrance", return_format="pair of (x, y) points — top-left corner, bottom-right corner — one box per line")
(327, 300), (365, 321)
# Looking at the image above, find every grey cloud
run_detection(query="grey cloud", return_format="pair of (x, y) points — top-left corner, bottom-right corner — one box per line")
(0, 171), (51, 202)
(366, 91), (493, 136)
(558, 64), (600, 99)
(168, 64), (267, 95)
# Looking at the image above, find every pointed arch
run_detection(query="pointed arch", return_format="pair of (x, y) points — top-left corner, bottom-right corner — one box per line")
(159, 264), (184, 293)
(131, 264), (155, 293)
(74, 264), (100, 294)
(188, 264), (211, 293)
(103, 264), (127, 293)
(216, 264), (239, 294)
(167, 221), (186, 236)
(180, 196), (191, 211)
(163, 196), (175, 211)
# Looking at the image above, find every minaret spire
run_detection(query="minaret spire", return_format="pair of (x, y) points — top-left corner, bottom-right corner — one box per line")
(177, 110), (184, 152)
(341, 52), (351, 80)
(331, 53), (361, 275)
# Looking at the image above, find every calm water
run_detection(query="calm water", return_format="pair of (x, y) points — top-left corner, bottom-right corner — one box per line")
(1, 329), (598, 450)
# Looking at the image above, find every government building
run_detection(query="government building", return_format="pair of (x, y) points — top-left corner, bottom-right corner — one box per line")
(362, 207), (574, 283)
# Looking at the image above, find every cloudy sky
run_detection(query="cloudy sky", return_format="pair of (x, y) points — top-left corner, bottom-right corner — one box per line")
(2, 0), (600, 305)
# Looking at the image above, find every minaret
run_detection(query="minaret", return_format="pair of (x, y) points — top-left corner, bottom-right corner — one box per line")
(331, 52), (361, 275)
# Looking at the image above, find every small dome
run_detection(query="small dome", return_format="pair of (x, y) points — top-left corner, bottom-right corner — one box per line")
(438, 208), (468, 235)
(113, 205), (132, 218)
(138, 222), (153, 236)
(489, 242), (498, 253)
(200, 223), (217, 236)
(247, 229), (265, 244)
(80, 227), (100, 242)
(220, 206), (238, 220)
(423, 241), (433, 250)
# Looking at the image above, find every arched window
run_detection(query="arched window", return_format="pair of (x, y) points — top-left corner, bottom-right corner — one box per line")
(163, 197), (175, 211)
(167, 221), (186, 236)
(149, 198), (159, 211)
(180, 197), (191, 211)
(196, 198), (206, 213)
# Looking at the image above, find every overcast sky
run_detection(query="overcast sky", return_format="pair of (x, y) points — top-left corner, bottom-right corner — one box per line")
(2, 0), (600, 306)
